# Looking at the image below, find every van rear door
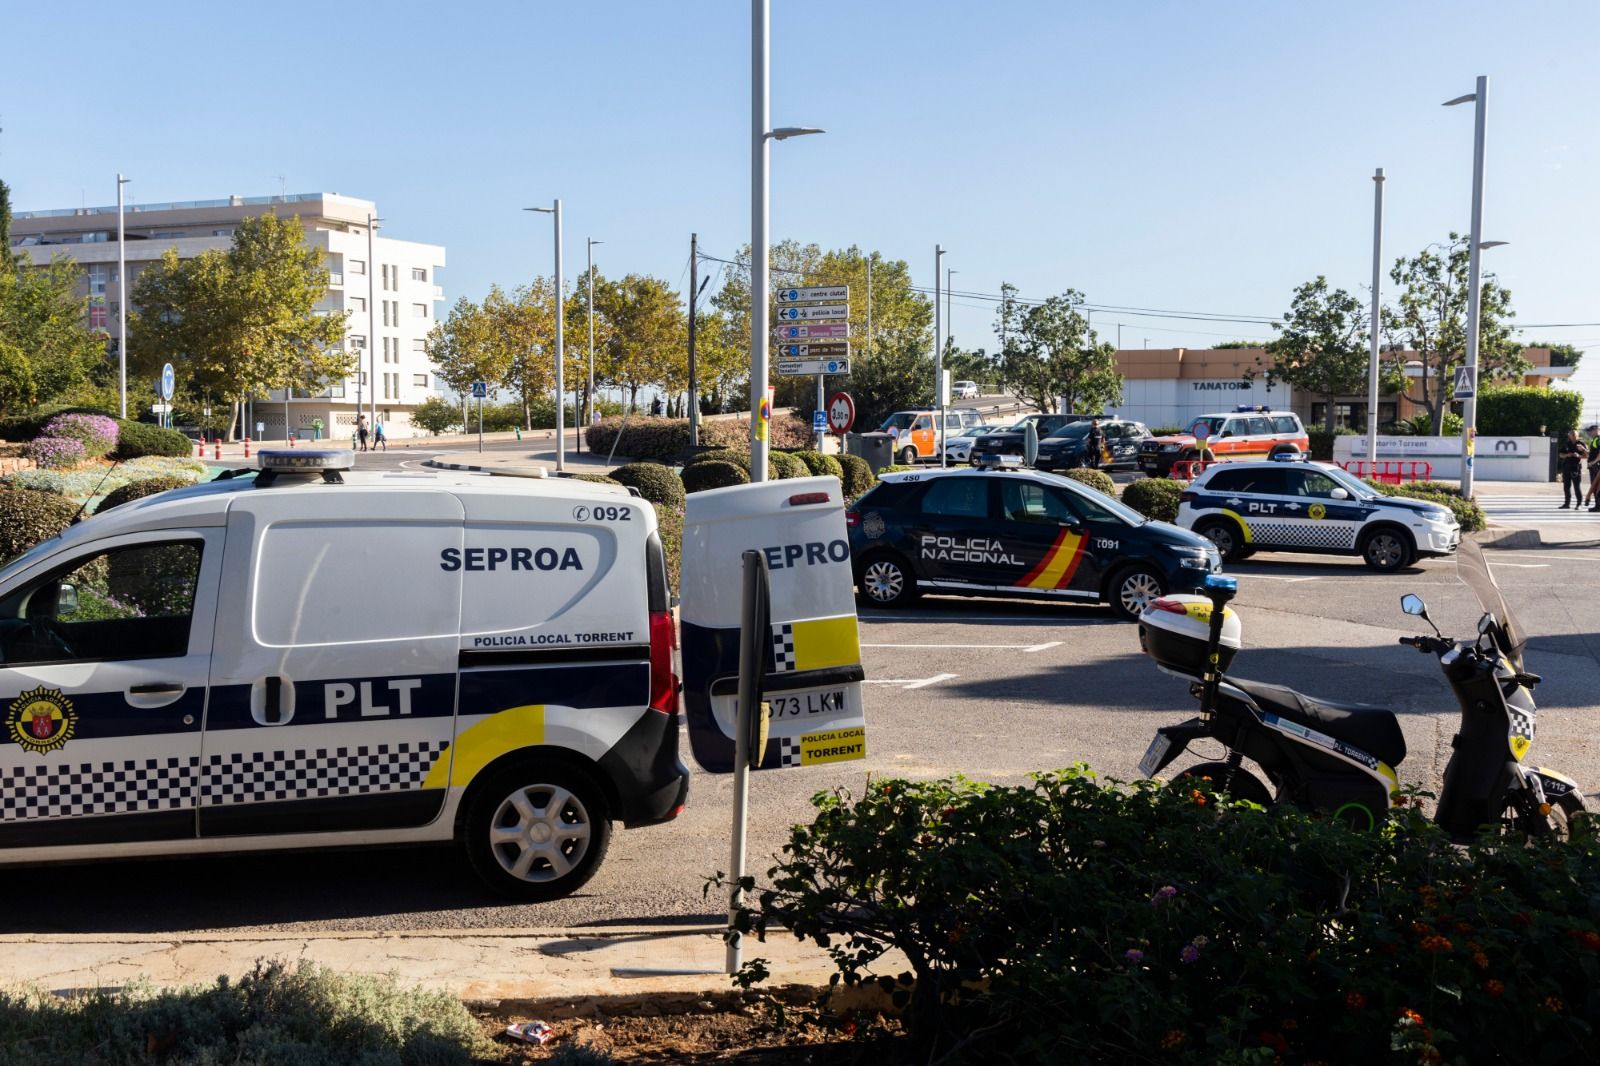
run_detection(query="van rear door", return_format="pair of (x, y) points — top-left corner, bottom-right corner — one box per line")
(202, 489), (464, 837)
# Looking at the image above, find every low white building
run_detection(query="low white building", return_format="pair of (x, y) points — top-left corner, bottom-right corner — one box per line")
(11, 192), (446, 441)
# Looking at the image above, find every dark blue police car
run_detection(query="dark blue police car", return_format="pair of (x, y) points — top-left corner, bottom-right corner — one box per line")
(846, 468), (1222, 619)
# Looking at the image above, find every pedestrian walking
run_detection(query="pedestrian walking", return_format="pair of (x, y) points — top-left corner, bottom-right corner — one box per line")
(356, 416), (369, 452)
(373, 419), (387, 451)
(1585, 423), (1600, 512)
(1557, 428), (1587, 508)
(1085, 418), (1105, 471)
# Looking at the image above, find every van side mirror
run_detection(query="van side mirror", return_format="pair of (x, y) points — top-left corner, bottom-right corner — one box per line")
(56, 583), (78, 614)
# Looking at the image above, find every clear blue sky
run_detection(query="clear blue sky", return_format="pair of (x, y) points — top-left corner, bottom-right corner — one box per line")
(5, 0), (1598, 403)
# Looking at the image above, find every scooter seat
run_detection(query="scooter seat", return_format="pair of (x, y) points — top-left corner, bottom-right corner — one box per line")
(1227, 677), (1407, 768)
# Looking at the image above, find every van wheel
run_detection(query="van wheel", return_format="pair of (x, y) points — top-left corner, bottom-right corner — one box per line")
(464, 760), (612, 901)
(857, 552), (919, 609)
(1110, 565), (1167, 621)
(1359, 527), (1414, 572)
(1195, 518), (1246, 562)
(896, 446), (918, 466)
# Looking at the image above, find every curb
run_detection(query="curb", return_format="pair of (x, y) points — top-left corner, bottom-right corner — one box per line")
(1479, 526), (1542, 550)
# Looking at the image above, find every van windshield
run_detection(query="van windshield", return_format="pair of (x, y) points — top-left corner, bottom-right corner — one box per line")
(879, 412), (917, 432)
(1188, 417), (1224, 437)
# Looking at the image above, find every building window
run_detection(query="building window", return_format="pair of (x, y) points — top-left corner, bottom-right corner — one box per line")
(411, 267), (426, 282)
(412, 338), (426, 352)
(413, 373), (429, 388)
(88, 298), (108, 330)
(350, 296), (366, 312)
(86, 264), (109, 294)
(412, 303), (427, 318)
(151, 231), (187, 239)
(212, 228), (234, 237)
(349, 334), (367, 349)
(349, 259), (366, 275)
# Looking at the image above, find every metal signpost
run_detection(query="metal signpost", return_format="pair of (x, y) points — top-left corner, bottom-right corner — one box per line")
(777, 359), (850, 376)
(771, 290), (850, 451)
(471, 381), (488, 452)
(157, 363), (175, 429)
(776, 303), (848, 321)
(776, 285), (848, 303)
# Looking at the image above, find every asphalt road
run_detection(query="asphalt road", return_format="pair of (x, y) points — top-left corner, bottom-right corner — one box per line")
(2, 538), (1595, 936)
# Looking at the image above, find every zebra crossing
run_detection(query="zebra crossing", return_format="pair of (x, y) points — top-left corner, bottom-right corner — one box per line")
(1478, 490), (1600, 527)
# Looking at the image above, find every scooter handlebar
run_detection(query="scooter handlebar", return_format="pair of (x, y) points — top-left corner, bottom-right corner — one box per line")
(1398, 635), (1450, 653)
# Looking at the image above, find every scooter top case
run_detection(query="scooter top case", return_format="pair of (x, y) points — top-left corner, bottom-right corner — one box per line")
(1139, 595), (1241, 679)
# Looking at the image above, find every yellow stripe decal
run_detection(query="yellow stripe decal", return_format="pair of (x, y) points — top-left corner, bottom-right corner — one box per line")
(422, 704), (545, 790)
(792, 615), (861, 672)
(1220, 508), (1254, 544)
(1029, 530), (1084, 589)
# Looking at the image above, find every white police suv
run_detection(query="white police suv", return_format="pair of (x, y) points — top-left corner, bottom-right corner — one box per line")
(1177, 457), (1460, 572)
(0, 450), (687, 900)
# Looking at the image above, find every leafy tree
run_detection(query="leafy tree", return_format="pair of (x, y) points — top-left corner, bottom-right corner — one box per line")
(594, 274), (685, 410)
(425, 296), (508, 402)
(994, 288), (1122, 414)
(1527, 340), (1582, 371)
(409, 394), (463, 435)
(0, 179), (17, 273)
(1214, 340), (1267, 350)
(0, 256), (107, 416)
(1262, 277), (1384, 433)
(1386, 234), (1522, 435)
(129, 214), (351, 439)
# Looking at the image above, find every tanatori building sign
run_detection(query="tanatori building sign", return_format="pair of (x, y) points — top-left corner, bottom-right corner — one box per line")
(1191, 380), (1253, 391)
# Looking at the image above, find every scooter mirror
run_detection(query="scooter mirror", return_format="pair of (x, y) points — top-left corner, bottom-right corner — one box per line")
(1478, 611), (1495, 635)
(1400, 594), (1427, 617)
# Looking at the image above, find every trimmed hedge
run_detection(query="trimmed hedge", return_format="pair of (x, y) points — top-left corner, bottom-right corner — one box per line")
(1306, 425), (1357, 461)
(770, 451), (808, 480)
(1121, 477), (1186, 522)
(567, 473), (622, 487)
(1062, 467), (1116, 496)
(41, 414), (118, 458)
(790, 451), (844, 481)
(839, 454), (874, 498)
(1367, 479), (1487, 533)
(1479, 386), (1584, 436)
(93, 476), (192, 515)
(113, 420), (193, 459)
(0, 489), (80, 562)
(656, 504), (683, 592)
(609, 462), (686, 509)
(584, 412), (813, 462)
(23, 437), (86, 469)
(682, 460), (749, 493)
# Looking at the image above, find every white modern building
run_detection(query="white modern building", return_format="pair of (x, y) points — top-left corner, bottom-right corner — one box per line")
(11, 192), (446, 441)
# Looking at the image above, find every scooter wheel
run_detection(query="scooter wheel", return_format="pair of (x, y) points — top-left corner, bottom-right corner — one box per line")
(1170, 762), (1273, 806)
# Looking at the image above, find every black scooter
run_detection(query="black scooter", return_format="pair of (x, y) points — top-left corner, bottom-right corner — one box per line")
(1136, 540), (1587, 838)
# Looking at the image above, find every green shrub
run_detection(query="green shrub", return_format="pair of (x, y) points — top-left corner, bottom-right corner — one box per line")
(700, 412), (812, 450)
(22, 436), (86, 469)
(0, 405), (110, 443)
(790, 450), (845, 481)
(1120, 477), (1187, 522)
(682, 460), (749, 493)
(93, 476), (192, 515)
(1062, 467), (1116, 496)
(839, 453), (874, 498)
(875, 464), (918, 477)
(113, 420), (193, 459)
(609, 462), (686, 509)
(567, 473), (622, 486)
(770, 451), (808, 479)
(1149, 425), (1185, 437)
(1306, 425), (1357, 460)
(584, 416), (689, 462)
(410, 394), (464, 435)
(735, 769), (1600, 1064)
(1478, 385), (1583, 436)
(1367, 480), (1487, 532)
(0, 489), (80, 562)
(0, 960), (486, 1065)
(686, 447), (750, 472)
(655, 504), (683, 593)
(41, 413), (119, 458)
(1404, 410), (1464, 437)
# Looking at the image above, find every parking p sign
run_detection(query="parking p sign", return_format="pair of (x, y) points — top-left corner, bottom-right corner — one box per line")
(812, 409), (827, 432)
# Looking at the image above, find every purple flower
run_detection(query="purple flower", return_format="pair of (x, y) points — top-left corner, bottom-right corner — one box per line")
(42, 414), (118, 457)
(1179, 943), (1201, 964)
(1123, 948), (1145, 964)
(1151, 885), (1178, 905)
(23, 436), (87, 470)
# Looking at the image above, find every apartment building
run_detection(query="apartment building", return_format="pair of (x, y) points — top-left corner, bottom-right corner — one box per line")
(10, 192), (446, 440)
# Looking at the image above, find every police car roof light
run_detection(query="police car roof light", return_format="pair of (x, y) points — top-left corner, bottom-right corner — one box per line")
(1268, 450), (1308, 462)
(257, 448), (354, 473)
(1234, 404), (1272, 413)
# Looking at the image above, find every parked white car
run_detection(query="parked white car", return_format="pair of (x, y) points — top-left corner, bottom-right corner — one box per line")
(953, 380), (981, 399)
(942, 424), (1000, 462)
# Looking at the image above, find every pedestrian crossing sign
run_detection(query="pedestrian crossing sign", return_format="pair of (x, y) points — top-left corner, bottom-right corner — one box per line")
(1453, 367), (1475, 400)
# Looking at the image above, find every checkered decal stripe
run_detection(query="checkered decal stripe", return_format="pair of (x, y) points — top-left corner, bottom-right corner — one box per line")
(0, 743), (449, 823)
(1508, 706), (1535, 744)
(1248, 521), (1357, 550)
(772, 624), (797, 672)
(778, 736), (803, 767)
(199, 742), (449, 806)
(0, 757), (197, 822)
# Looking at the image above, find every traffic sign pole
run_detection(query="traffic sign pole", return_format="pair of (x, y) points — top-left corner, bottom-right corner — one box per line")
(815, 374), (825, 451)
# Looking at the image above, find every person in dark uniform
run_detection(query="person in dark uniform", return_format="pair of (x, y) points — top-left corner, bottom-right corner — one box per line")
(1558, 429), (1587, 508)
(1085, 418), (1105, 471)
(1585, 424), (1600, 511)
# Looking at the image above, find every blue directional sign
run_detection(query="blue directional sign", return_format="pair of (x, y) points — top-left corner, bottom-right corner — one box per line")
(812, 409), (827, 431)
(159, 363), (175, 401)
(471, 381), (488, 399)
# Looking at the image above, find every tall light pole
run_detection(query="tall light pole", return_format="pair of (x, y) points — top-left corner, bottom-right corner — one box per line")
(116, 174), (129, 419)
(748, 0), (823, 483)
(366, 213), (382, 441)
(586, 237), (602, 453)
(934, 245), (944, 466)
(1445, 76), (1489, 498)
(1366, 168), (1385, 473)
(526, 201), (566, 472)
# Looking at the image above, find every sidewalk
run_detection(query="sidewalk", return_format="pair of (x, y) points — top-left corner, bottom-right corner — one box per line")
(0, 926), (864, 1001)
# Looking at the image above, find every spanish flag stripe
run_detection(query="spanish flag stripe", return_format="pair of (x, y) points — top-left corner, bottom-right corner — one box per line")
(1028, 530), (1085, 590)
(1017, 529), (1068, 587)
(1051, 536), (1087, 589)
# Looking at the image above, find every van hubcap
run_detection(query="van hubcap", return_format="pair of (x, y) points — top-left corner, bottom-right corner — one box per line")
(863, 561), (904, 602)
(489, 784), (591, 882)
(1119, 571), (1163, 614)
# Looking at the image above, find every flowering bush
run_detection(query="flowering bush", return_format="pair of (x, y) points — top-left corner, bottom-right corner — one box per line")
(8, 457), (208, 505)
(729, 769), (1600, 1062)
(41, 413), (118, 458)
(22, 436), (86, 470)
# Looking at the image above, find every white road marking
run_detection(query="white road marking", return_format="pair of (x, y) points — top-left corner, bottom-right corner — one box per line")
(1488, 562), (1551, 569)
(1232, 574), (1320, 582)
(1024, 641), (1062, 653)
(862, 673), (958, 689)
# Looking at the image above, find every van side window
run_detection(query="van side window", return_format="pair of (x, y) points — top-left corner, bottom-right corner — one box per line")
(1272, 415), (1300, 434)
(912, 415), (932, 431)
(0, 541), (202, 665)
(1246, 417), (1272, 435)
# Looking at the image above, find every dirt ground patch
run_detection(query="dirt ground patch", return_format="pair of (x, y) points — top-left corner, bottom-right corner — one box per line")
(474, 986), (905, 1064)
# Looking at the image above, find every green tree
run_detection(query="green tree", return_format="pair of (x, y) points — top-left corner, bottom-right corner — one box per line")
(0, 179), (17, 273)
(1386, 234), (1522, 435)
(129, 214), (351, 439)
(409, 394), (463, 435)
(994, 289), (1122, 414)
(1527, 340), (1582, 371)
(595, 274), (685, 410)
(1262, 277), (1380, 433)
(425, 296), (507, 403)
(0, 255), (107, 416)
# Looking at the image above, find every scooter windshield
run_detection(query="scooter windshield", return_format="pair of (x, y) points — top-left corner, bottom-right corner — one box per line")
(1458, 538), (1526, 671)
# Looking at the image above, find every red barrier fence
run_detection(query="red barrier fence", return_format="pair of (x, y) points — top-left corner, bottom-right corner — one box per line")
(1339, 460), (1433, 484)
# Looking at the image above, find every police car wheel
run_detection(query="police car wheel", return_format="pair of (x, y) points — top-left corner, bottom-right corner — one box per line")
(1195, 518), (1245, 562)
(465, 761), (612, 900)
(897, 446), (918, 466)
(1111, 565), (1166, 621)
(1359, 528), (1413, 572)
(857, 553), (918, 608)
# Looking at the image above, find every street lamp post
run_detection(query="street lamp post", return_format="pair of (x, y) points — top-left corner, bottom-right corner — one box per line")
(526, 201), (566, 472)
(586, 237), (603, 453)
(1366, 168), (1385, 474)
(933, 245), (944, 467)
(366, 213), (383, 444)
(116, 174), (129, 419)
(1445, 76), (1489, 498)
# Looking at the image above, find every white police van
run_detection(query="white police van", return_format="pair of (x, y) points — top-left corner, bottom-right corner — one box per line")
(1177, 457), (1460, 572)
(0, 450), (686, 900)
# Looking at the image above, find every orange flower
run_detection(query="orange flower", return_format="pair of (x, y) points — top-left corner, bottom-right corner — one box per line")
(1345, 992), (1366, 1010)
(1398, 1008), (1425, 1026)
(1280, 1019), (1298, 1031)
(1161, 1029), (1186, 1050)
(1582, 931), (1600, 950)
(1472, 952), (1489, 970)
(1484, 979), (1504, 997)
(1420, 935), (1453, 953)
(1189, 789), (1207, 806)
(1455, 922), (1474, 934)
(1410, 922), (1431, 935)
(1542, 995), (1564, 1013)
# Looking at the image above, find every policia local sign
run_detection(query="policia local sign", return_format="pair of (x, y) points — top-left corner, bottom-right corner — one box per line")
(679, 478), (868, 773)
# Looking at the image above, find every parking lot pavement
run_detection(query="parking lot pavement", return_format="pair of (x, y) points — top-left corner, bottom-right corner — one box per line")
(0, 545), (1593, 938)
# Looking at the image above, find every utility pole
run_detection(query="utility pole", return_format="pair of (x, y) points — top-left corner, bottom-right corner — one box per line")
(586, 236), (602, 453)
(116, 174), (129, 419)
(1366, 168), (1385, 475)
(1447, 76), (1489, 498)
(934, 244), (945, 465)
(688, 232), (701, 446)
(749, 0), (771, 485)
(554, 200), (565, 471)
(367, 213), (381, 441)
